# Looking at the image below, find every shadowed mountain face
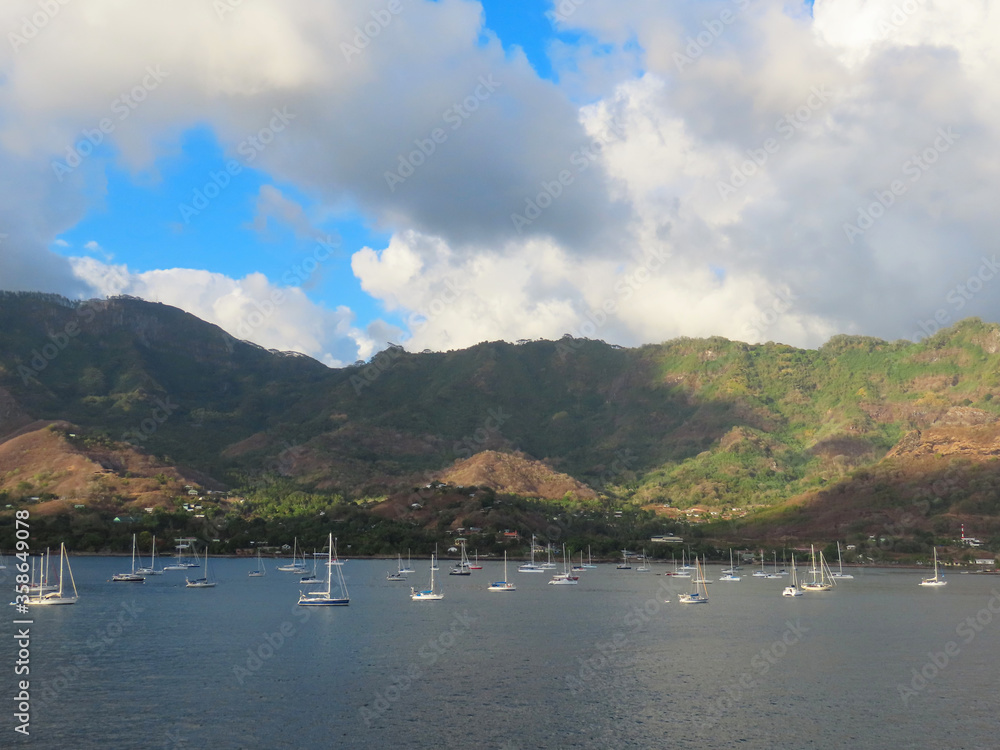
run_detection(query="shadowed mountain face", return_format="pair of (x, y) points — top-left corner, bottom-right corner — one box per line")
(3, 290), (1000, 541)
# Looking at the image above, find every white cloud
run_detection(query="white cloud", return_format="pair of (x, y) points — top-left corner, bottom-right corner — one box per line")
(68, 257), (365, 366)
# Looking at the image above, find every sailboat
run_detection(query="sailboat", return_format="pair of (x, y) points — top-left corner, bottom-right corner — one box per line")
(487, 551), (516, 592)
(752, 549), (770, 578)
(399, 549), (416, 574)
(919, 546), (947, 587)
(411, 553), (444, 600)
(571, 550), (586, 572)
(678, 556), (709, 603)
(112, 534), (146, 582)
(330, 537), (345, 566)
(135, 535), (163, 575)
(185, 545), (216, 588)
(450, 540), (472, 575)
(831, 541), (854, 579)
(782, 554), (803, 596)
(32, 543), (79, 605)
(541, 544), (558, 570)
(583, 546), (597, 569)
(518, 534), (544, 573)
(249, 547), (266, 577)
(548, 544), (579, 585)
(276, 537), (309, 573)
(719, 549), (741, 581)
(800, 544), (835, 592)
(468, 550), (483, 570)
(299, 551), (324, 584)
(635, 549), (651, 572)
(692, 555), (713, 584)
(28, 548), (57, 593)
(431, 544), (439, 570)
(162, 539), (191, 571)
(616, 550), (632, 570)
(298, 533), (350, 605)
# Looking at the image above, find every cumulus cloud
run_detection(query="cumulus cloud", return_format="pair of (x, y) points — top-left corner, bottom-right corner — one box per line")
(69, 257), (366, 366)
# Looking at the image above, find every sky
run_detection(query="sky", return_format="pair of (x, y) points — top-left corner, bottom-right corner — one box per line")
(1, 0), (998, 366)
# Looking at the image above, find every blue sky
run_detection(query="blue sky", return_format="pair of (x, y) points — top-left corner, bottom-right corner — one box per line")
(2, 0), (994, 364)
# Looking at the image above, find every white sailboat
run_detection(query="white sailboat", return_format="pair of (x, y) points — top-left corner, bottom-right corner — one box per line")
(919, 546), (947, 587)
(276, 537), (309, 573)
(399, 549), (416, 574)
(32, 543), (79, 605)
(548, 544), (579, 585)
(752, 549), (770, 578)
(162, 539), (191, 571)
(518, 534), (544, 573)
(541, 544), (558, 569)
(635, 549), (651, 572)
(112, 534), (146, 582)
(831, 541), (854, 579)
(185, 546), (216, 588)
(583, 545), (597, 569)
(411, 553), (444, 600)
(135, 535), (163, 575)
(782, 554), (803, 597)
(487, 551), (516, 592)
(801, 544), (835, 592)
(249, 547), (266, 577)
(719, 549), (741, 581)
(678, 557), (709, 604)
(28, 548), (57, 593)
(300, 552), (323, 585)
(299, 533), (350, 605)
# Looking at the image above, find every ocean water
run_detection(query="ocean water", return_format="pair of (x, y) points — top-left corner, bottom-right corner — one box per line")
(5, 556), (1000, 749)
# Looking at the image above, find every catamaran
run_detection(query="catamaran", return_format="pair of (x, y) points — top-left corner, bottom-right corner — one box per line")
(112, 534), (145, 582)
(488, 551), (516, 592)
(411, 554), (444, 600)
(919, 546), (947, 587)
(782, 554), (803, 597)
(299, 533), (350, 605)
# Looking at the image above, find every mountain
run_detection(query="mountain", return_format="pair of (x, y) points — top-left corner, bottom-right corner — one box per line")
(3, 290), (1000, 549)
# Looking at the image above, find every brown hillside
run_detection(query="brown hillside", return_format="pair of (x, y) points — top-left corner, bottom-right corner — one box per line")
(438, 450), (597, 501)
(0, 424), (223, 513)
